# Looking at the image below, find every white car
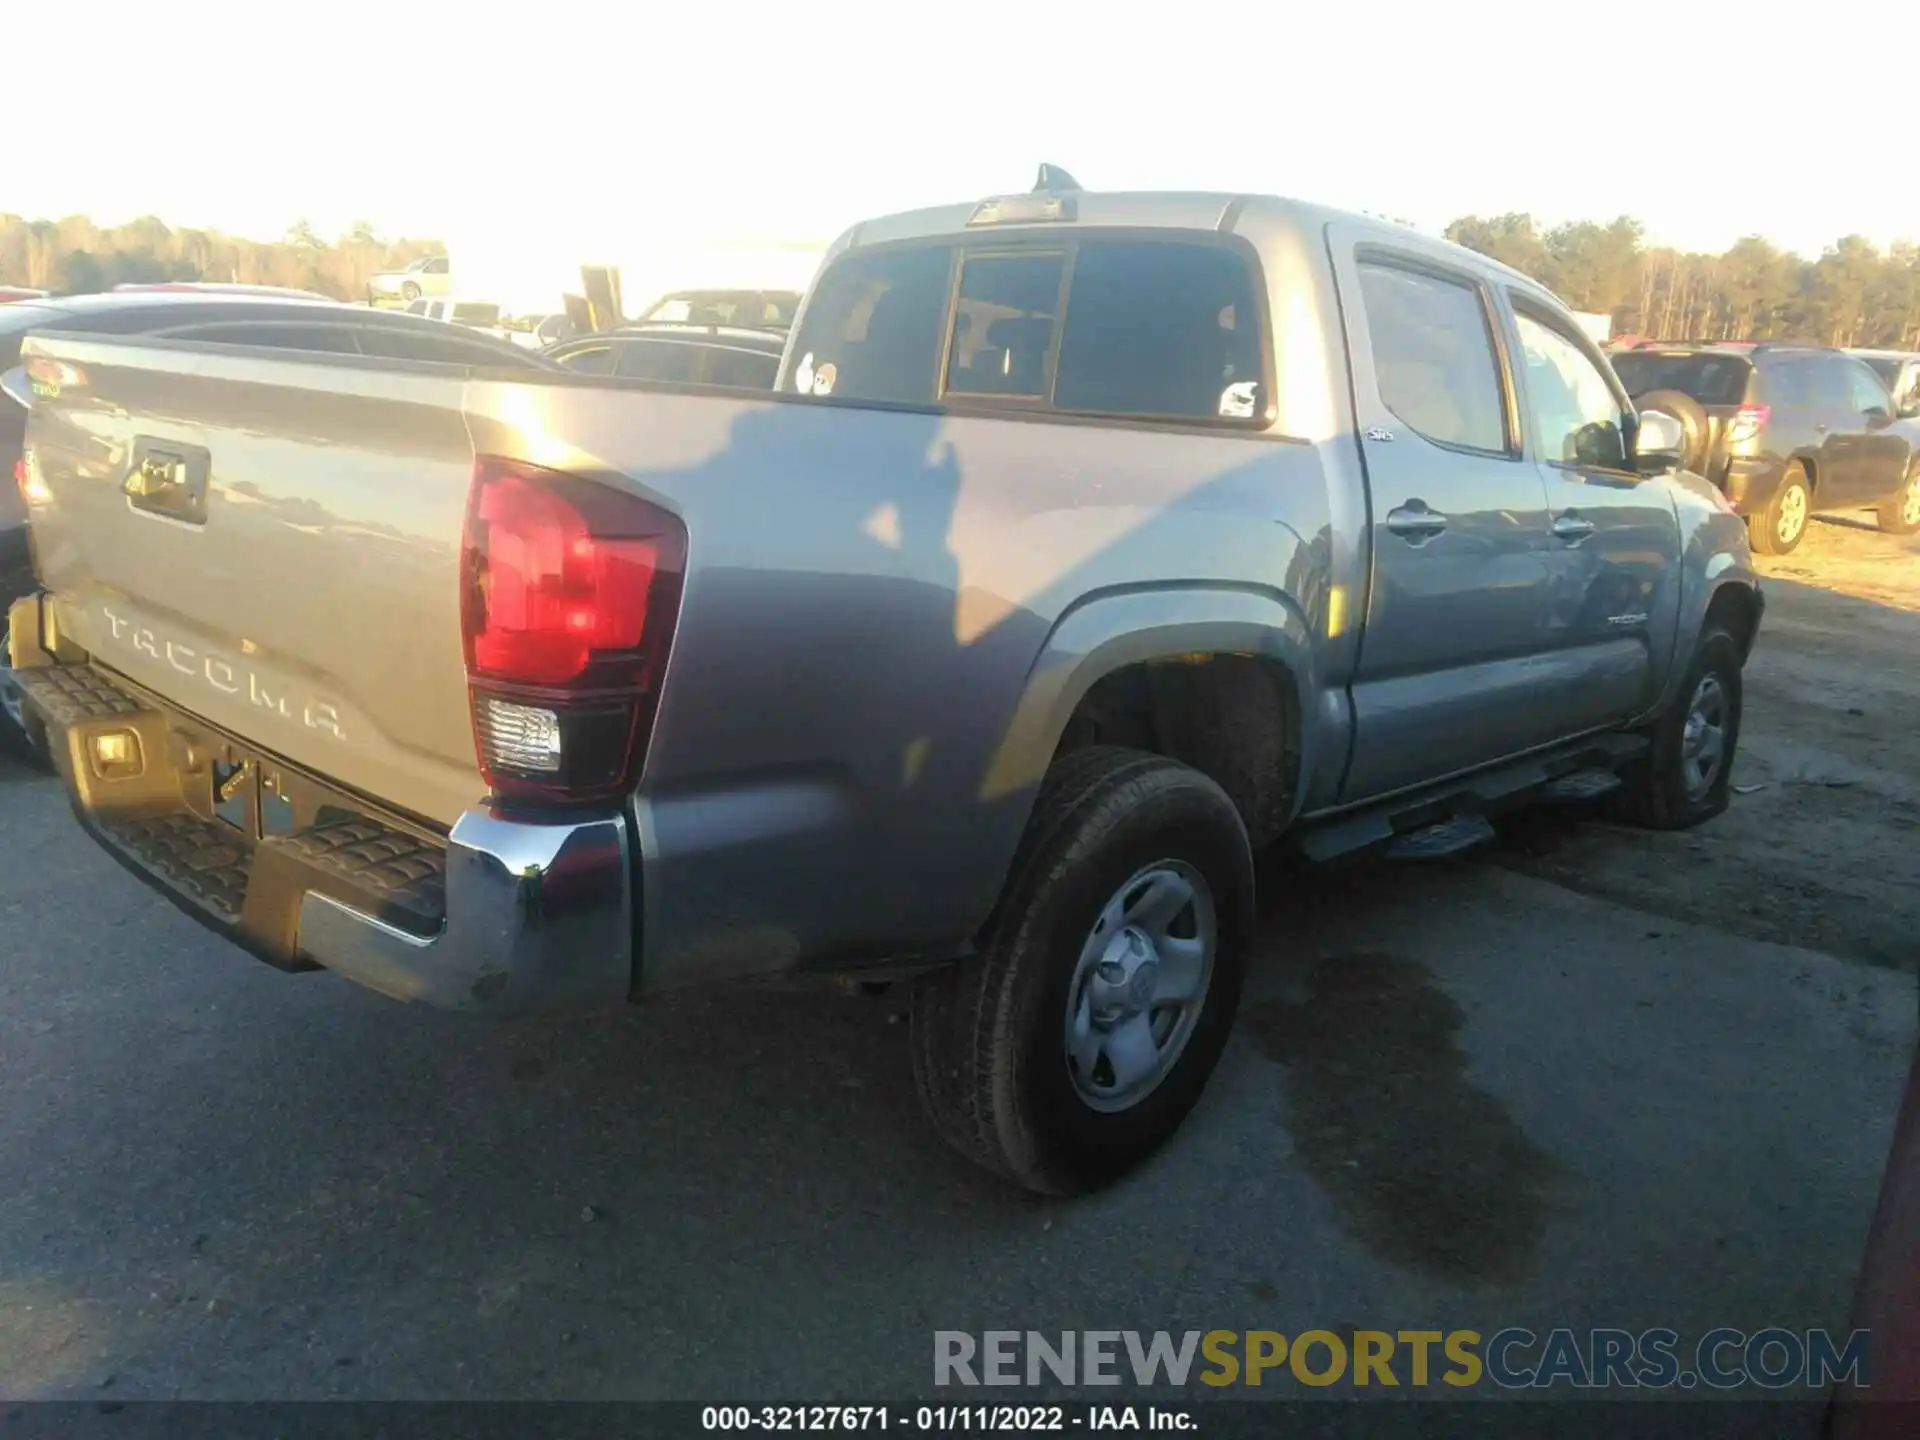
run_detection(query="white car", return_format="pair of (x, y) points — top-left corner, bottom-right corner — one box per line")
(368, 256), (452, 304)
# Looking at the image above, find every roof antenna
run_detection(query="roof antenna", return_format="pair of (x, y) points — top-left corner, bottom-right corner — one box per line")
(1033, 164), (1082, 194)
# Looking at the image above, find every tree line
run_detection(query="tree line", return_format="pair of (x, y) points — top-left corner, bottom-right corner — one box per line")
(8, 205), (1917, 349)
(0, 214), (443, 301)
(1444, 214), (1920, 348)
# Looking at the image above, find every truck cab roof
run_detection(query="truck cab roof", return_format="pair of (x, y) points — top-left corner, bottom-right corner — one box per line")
(834, 187), (1550, 300)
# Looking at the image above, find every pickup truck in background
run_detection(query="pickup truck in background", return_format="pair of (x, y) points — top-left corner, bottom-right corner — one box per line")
(402, 296), (513, 342)
(7, 173), (1762, 1193)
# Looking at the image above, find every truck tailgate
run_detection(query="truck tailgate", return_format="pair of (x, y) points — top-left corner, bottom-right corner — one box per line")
(20, 335), (483, 828)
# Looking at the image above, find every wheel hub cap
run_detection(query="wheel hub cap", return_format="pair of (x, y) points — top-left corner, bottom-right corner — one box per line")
(1088, 928), (1158, 1019)
(1779, 486), (1807, 542)
(1681, 674), (1729, 800)
(1064, 861), (1217, 1113)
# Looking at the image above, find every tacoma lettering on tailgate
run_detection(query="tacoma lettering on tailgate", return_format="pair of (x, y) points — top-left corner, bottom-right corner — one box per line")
(100, 604), (348, 741)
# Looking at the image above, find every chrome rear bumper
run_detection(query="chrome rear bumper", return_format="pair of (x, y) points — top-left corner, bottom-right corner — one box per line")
(9, 596), (634, 1014)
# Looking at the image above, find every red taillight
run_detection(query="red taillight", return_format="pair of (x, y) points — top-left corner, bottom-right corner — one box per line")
(11, 458), (23, 496)
(460, 456), (686, 805)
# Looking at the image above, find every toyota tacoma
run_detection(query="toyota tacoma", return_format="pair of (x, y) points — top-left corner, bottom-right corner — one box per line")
(7, 171), (1761, 1193)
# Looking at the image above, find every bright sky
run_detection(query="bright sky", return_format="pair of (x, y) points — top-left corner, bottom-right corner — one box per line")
(10, 1), (1907, 275)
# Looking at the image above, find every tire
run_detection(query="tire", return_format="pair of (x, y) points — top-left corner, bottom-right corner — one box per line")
(1748, 462), (1812, 556)
(1875, 459), (1920, 536)
(1634, 389), (1710, 473)
(400, 282), (421, 302)
(1606, 626), (1743, 830)
(910, 746), (1255, 1195)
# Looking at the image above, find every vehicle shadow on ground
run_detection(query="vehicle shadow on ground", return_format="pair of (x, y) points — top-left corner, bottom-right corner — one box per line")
(0, 745), (47, 786)
(5, 823), (1547, 1399)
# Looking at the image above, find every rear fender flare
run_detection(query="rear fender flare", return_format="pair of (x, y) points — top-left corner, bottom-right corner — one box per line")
(975, 585), (1322, 814)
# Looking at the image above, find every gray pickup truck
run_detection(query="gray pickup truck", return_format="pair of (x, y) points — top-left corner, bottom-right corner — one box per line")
(7, 173), (1761, 1193)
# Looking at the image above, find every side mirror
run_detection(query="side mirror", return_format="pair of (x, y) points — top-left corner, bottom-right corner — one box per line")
(1863, 405), (1892, 428)
(1634, 408), (1686, 473)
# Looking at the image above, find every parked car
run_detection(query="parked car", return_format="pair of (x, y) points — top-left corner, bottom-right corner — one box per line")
(367, 255), (452, 305)
(1611, 342), (1920, 554)
(635, 288), (799, 331)
(0, 287), (50, 303)
(0, 291), (550, 762)
(1849, 348), (1920, 415)
(544, 322), (783, 388)
(6, 172), (1761, 1193)
(402, 296), (511, 341)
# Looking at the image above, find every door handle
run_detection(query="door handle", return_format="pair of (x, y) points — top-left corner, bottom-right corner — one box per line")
(122, 438), (211, 525)
(1385, 503), (1448, 540)
(1552, 513), (1596, 542)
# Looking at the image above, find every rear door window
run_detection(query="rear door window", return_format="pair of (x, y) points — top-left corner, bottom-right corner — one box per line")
(786, 245), (955, 404)
(945, 253), (1065, 399)
(1054, 241), (1265, 420)
(1355, 261), (1508, 453)
(1757, 358), (1812, 407)
(1804, 356), (1853, 411)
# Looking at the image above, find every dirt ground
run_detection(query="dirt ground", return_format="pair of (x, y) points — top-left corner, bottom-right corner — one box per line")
(1501, 509), (1920, 973)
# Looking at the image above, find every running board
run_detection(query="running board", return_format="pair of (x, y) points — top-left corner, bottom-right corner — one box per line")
(1297, 733), (1648, 864)
(1385, 814), (1497, 861)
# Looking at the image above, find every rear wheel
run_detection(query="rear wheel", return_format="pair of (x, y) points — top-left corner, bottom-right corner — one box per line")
(1875, 460), (1920, 535)
(910, 747), (1254, 1194)
(401, 281), (421, 302)
(1749, 463), (1811, 555)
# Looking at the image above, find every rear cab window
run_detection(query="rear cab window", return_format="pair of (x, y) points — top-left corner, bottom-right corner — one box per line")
(703, 347), (779, 390)
(614, 340), (703, 384)
(786, 234), (1269, 424)
(1611, 352), (1754, 406)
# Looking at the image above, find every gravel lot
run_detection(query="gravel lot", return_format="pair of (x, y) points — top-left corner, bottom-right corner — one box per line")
(0, 514), (1913, 1421)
